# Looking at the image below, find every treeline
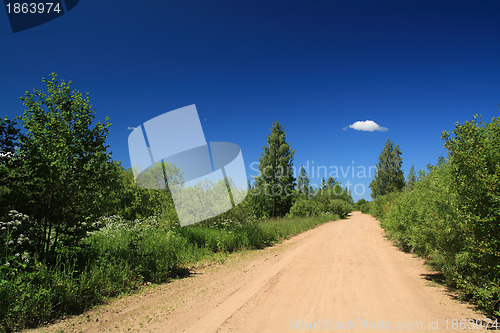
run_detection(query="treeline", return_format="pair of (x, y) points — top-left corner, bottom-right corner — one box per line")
(364, 114), (500, 318)
(0, 75), (352, 331)
(248, 121), (353, 220)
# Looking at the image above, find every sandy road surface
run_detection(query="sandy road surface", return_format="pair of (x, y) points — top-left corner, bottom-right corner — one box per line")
(33, 212), (491, 332)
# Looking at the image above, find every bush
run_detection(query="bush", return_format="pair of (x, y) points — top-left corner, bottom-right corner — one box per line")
(359, 202), (371, 214)
(326, 199), (352, 219)
(369, 191), (399, 220)
(287, 197), (352, 219)
(287, 199), (325, 217)
(375, 114), (500, 318)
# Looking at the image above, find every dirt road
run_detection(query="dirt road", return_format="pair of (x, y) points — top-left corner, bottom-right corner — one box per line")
(34, 212), (491, 332)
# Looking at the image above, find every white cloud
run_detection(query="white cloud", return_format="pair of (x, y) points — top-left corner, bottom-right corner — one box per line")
(345, 120), (388, 132)
(127, 126), (137, 130)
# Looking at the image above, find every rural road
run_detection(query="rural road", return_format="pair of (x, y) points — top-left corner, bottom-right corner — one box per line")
(35, 212), (491, 332)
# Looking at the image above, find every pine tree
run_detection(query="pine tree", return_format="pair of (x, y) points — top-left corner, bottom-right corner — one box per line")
(369, 139), (405, 198)
(297, 166), (310, 199)
(320, 177), (326, 191)
(406, 164), (417, 190)
(0, 117), (21, 216)
(253, 121), (295, 217)
(326, 176), (342, 196)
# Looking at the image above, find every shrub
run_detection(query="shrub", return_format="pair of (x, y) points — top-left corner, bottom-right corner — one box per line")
(326, 199), (352, 219)
(287, 199), (324, 217)
(287, 197), (352, 219)
(376, 114), (500, 318)
(359, 202), (371, 214)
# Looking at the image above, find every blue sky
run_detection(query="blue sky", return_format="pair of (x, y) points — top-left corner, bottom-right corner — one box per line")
(1, 0), (499, 201)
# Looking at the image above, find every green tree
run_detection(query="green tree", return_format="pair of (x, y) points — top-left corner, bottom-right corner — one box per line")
(0, 117), (19, 156)
(253, 121), (295, 218)
(0, 117), (21, 215)
(442, 114), (500, 281)
(324, 176), (350, 201)
(417, 169), (426, 181)
(370, 139), (405, 198)
(17, 74), (121, 259)
(326, 176), (335, 189)
(355, 198), (367, 206)
(406, 164), (417, 190)
(297, 165), (311, 199)
(320, 177), (326, 191)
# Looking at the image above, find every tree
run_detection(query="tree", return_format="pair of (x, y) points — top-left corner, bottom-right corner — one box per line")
(325, 176), (346, 199)
(326, 176), (336, 189)
(0, 117), (21, 215)
(0, 117), (19, 156)
(370, 139), (405, 198)
(17, 73), (121, 260)
(297, 166), (311, 199)
(355, 198), (367, 206)
(406, 164), (417, 190)
(320, 177), (326, 191)
(442, 114), (500, 279)
(253, 121), (295, 217)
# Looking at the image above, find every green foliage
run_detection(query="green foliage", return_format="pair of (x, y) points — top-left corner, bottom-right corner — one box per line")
(373, 113), (500, 318)
(252, 121), (296, 218)
(320, 177), (326, 190)
(0, 118), (21, 218)
(87, 216), (198, 282)
(181, 214), (337, 252)
(296, 165), (311, 198)
(406, 165), (417, 190)
(442, 114), (500, 316)
(288, 197), (352, 219)
(287, 175), (354, 219)
(325, 199), (352, 219)
(113, 168), (175, 221)
(197, 194), (256, 229)
(0, 118), (18, 156)
(15, 73), (122, 260)
(369, 191), (399, 220)
(442, 114), (500, 281)
(354, 198), (367, 211)
(370, 139), (405, 198)
(354, 199), (371, 213)
(0, 256), (139, 332)
(359, 203), (371, 214)
(378, 161), (460, 254)
(288, 198), (324, 217)
(322, 176), (354, 203)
